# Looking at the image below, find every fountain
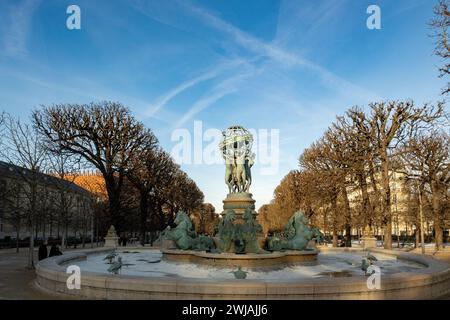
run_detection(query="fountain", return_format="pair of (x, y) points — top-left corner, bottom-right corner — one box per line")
(34, 126), (450, 299)
(161, 125), (319, 267)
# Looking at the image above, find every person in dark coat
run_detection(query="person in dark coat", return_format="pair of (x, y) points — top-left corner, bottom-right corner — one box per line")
(38, 240), (48, 261)
(49, 244), (63, 257)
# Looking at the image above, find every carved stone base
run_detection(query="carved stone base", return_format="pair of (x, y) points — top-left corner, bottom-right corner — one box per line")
(222, 192), (256, 223)
(361, 237), (377, 249)
(161, 239), (176, 250)
(104, 225), (119, 248)
(221, 192), (265, 253)
(104, 236), (119, 248)
(307, 239), (317, 249)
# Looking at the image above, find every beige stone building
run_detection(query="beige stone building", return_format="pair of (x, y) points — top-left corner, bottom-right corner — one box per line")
(346, 170), (412, 237)
(0, 161), (93, 241)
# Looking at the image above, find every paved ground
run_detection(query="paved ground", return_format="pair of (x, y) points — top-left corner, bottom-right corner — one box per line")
(0, 246), (449, 300)
(0, 248), (79, 299)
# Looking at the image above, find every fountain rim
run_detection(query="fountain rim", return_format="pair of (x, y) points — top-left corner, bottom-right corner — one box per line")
(34, 246), (450, 299)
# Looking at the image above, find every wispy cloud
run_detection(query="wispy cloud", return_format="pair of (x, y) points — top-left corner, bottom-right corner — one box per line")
(273, 0), (348, 47)
(146, 59), (244, 117)
(174, 87), (234, 128)
(181, 1), (379, 102)
(1, 0), (40, 58)
(1, 66), (175, 125)
(174, 69), (257, 128)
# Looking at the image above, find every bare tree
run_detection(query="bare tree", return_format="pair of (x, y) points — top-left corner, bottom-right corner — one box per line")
(431, 0), (450, 94)
(261, 101), (445, 250)
(401, 132), (450, 249)
(164, 170), (204, 219)
(33, 102), (149, 233)
(1, 179), (24, 252)
(321, 124), (358, 247)
(191, 203), (218, 235)
(0, 112), (4, 144)
(1, 114), (48, 269)
(48, 150), (81, 248)
(126, 140), (174, 246)
(363, 101), (443, 249)
(300, 141), (347, 247)
(336, 108), (379, 233)
(35, 180), (53, 240)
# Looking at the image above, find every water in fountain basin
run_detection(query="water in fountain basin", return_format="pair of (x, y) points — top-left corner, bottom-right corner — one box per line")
(69, 249), (425, 280)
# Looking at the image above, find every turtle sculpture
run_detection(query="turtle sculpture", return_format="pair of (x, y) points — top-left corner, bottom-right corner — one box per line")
(160, 211), (215, 251)
(108, 256), (123, 274)
(230, 266), (248, 279)
(267, 211), (324, 251)
(103, 252), (117, 264)
(361, 252), (378, 276)
(366, 252), (378, 263)
(361, 258), (370, 275)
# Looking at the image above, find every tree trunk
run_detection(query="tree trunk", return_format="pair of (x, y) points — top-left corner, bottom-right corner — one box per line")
(358, 171), (372, 228)
(42, 220), (46, 240)
(380, 153), (392, 249)
(28, 179), (37, 269)
(150, 231), (155, 246)
(91, 211), (94, 249)
(82, 231), (86, 248)
(431, 182), (444, 250)
(64, 223), (68, 249)
(341, 185), (352, 247)
(105, 177), (122, 233)
(368, 162), (381, 227)
(139, 191), (148, 247)
(96, 218), (99, 247)
(16, 227), (20, 253)
(28, 223), (34, 269)
(332, 231), (338, 247)
(331, 190), (338, 247)
(35, 223), (38, 241)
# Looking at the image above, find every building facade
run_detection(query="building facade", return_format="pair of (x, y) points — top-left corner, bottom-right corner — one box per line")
(0, 161), (93, 241)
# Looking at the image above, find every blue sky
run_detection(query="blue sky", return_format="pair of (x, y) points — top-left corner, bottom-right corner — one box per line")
(0, 0), (446, 211)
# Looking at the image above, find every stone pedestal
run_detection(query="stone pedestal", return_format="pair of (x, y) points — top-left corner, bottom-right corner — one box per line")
(221, 192), (265, 253)
(104, 225), (119, 248)
(222, 192), (256, 223)
(307, 239), (317, 250)
(361, 225), (377, 249)
(161, 239), (176, 250)
(104, 236), (119, 248)
(361, 237), (377, 249)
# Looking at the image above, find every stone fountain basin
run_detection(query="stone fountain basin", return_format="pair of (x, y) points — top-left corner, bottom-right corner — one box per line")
(35, 247), (450, 299)
(161, 249), (318, 268)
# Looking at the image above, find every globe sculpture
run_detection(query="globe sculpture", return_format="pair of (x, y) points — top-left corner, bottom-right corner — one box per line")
(219, 125), (255, 194)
